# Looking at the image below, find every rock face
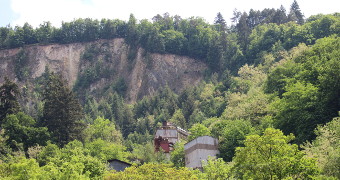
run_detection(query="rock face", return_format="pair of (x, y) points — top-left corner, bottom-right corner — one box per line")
(0, 38), (207, 103)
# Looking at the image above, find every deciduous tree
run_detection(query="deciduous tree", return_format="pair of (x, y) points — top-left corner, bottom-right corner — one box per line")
(3, 112), (49, 151)
(303, 115), (340, 178)
(233, 128), (319, 179)
(188, 123), (210, 141)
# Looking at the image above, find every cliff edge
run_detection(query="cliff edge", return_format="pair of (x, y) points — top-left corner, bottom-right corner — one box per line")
(0, 38), (207, 103)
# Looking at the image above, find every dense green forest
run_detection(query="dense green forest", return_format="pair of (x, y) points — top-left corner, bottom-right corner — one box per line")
(0, 0), (339, 179)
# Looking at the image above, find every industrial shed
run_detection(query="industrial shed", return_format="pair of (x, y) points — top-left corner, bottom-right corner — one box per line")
(154, 121), (188, 153)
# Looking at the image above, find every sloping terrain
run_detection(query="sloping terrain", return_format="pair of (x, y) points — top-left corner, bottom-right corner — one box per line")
(0, 38), (207, 102)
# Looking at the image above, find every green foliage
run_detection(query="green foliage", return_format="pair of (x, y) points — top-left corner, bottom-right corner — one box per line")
(232, 128), (319, 179)
(222, 90), (270, 125)
(36, 142), (59, 166)
(188, 123), (210, 141)
(105, 163), (200, 180)
(303, 115), (340, 178)
(2, 112), (49, 151)
(243, 14), (340, 66)
(124, 131), (153, 151)
(108, 93), (127, 126)
(74, 60), (114, 93)
(308, 15), (340, 39)
(288, 0), (304, 24)
(0, 77), (21, 124)
(223, 32), (245, 73)
(126, 14), (139, 47)
(235, 12), (251, 51)
(178, 88), (197, 123)
(82, 44), (100, 62)
(42, 73), (85, 146)
(85, 138), (129, 162)
(130, 141), (168, 164)
(22, 23), (37, 45)
(170, 141), (185, 167)
(212, 119), (254, 162)
(199, 83), (226, 118)
(202, 157), (232, 180)
(111, 78), (127, 97)
(127, 45), (138, 62)
(14, 49), (30, 81)
(270, 81), (319, 142)
(170, 109), (186, 129)
(0, 157), (47, 180)
(57, 18), (103, 44)
(38, 140), (107, 179)
(7, 26), (24, 48)
(0, 140), (112, 179)
(248, 23), (282, 61)
(267, 36), (340, 143)
(189, 109), (206, 126)
(36, 21), (53, 44)
(0, 129), (12, 160)
(162, 30), (186, 55)
(83, 95), (115, 123)
(134, 116), (154, 135)
(222, 64), (270, 125)
(134, 86), (178, 123)
(84, 116), (122, 143)
(108, 92), (136, 137)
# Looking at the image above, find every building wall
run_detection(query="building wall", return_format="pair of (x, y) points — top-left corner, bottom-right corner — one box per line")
(154, 122), (189, 153)
(184, 136), (219, 169)
(155, 129), (179, 144)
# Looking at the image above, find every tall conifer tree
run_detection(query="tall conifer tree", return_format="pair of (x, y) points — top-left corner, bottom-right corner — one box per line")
(0, 77), (20, 125)
(42, 73), (85, 146)
(214, 12), (227, 32)
(288, 0), (304, 24)
(273, 5), (288, 24)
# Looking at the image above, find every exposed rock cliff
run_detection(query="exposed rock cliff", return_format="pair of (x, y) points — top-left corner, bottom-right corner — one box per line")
(0, 38), (207, 103)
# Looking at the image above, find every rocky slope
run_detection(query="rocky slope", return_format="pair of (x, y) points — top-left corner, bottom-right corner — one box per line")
(0, 38), (207, 103)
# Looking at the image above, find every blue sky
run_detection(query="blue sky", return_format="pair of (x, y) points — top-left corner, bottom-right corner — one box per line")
(1, 0), (339, 27)
(0, 0), (18, 26)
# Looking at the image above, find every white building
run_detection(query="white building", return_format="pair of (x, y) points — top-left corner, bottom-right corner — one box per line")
(184, 136), (219, 170)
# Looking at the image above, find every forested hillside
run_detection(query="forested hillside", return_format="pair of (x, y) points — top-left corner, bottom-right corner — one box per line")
(0, 0), (339, 179)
